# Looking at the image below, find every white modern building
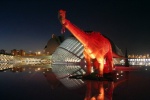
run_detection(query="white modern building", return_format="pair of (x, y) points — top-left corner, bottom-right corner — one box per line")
(51, 36), (124, 65)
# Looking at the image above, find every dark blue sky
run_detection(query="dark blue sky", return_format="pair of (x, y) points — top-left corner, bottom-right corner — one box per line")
(0, 0), (149, 54)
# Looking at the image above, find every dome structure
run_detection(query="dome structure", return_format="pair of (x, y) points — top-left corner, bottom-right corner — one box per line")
(44, 34), (64, 55)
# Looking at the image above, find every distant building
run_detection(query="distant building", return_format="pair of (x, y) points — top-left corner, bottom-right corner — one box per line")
(11, 49), (25, 56)
(44, 34), (64, 55)
(11, 49), (17, 56)
(18, 49), (25, 56)
(124, 54), (150, 66)
(0, 49), (6, 54)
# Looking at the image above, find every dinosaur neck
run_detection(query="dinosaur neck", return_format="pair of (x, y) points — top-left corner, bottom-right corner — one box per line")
(63, 19), (88, 46)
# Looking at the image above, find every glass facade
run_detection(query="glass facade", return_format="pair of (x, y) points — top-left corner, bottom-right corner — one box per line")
(51, 37), (84, 64)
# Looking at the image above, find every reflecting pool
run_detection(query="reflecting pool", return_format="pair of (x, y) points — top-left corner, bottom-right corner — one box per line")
(0, 63), (150, 100)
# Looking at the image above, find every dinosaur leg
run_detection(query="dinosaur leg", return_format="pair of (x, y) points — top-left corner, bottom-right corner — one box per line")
(105, 56), (112, 73)
(103, 57), (109, 73)
(107, 51), (113, 73)
(93, 59), (100, 74)
(83, 50), (92, 75)
(104, 50), (113, 73)
(97, 58), (104, 77)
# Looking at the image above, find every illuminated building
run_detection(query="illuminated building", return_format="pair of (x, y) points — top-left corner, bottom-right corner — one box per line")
(123, 54), (150, 66)
(11, 49), (18, 56)
(51, 36), (123, 65)
(11, 49), (25, 56)
(51, 36), (84, 64)
(18, 49), (25, 56)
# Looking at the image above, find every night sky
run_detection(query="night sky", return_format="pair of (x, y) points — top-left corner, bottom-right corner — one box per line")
(0, 0), (149, 54)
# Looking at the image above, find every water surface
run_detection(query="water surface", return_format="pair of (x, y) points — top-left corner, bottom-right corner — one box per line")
(0, 64), (150, 100)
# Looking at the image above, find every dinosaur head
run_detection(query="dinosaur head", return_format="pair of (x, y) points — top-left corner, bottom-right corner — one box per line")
(58, 9), (66, 25)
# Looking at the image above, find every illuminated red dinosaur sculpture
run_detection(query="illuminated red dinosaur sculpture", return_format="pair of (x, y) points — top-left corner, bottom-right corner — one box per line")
(58, 10), (115, 77)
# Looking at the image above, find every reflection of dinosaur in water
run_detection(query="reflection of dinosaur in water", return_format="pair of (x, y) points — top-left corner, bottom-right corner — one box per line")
(50, 63), (129, 100)
(58, 10), (122, 77)
(84, 71), (128, 100)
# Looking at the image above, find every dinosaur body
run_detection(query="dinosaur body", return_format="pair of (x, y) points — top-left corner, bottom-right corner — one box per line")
(58, 10), (114, 77)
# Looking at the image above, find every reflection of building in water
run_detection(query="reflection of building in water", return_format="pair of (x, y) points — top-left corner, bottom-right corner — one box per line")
(51, 64), (86, 89)
(0, 54), (14, 63)
(0, 63), (51, 73)
(51, 64), (129, 100)
(11, 66), (24, 72)
(10, 65), (51, 73)
(0, 63), (14, 71)
(51, 36), (123, 65)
